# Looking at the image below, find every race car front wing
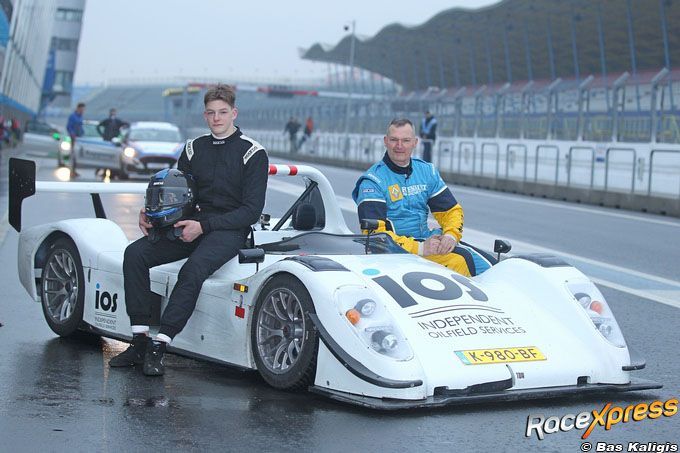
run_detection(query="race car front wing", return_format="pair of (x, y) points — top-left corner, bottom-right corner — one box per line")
(309, 379), (663, 410)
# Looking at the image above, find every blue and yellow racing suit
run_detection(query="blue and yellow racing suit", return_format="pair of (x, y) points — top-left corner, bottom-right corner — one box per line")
(352, 154), (492, 276)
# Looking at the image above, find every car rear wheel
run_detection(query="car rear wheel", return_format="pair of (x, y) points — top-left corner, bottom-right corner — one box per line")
(251, 275), (318, 390)
(40, 238), (85, 337)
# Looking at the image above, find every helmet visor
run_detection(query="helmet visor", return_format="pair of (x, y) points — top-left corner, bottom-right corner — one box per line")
(145, 187), (191, 212)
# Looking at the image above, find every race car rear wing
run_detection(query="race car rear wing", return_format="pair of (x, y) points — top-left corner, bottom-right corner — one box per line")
(9, 158), (147, 232)
(8, 158), (350, 234)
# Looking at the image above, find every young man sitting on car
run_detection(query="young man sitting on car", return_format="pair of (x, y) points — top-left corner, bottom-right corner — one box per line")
(109, 84), (269, 376)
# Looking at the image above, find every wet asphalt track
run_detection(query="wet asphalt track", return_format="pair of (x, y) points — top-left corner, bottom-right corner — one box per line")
(0, 144), (678, 451)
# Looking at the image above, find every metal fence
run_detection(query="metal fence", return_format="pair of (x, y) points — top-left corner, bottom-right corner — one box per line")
(252, 130), (680, 200)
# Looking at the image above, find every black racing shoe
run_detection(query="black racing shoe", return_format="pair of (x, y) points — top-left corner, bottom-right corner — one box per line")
(109, 334), (150, 367)
(143, 340), (167, 376)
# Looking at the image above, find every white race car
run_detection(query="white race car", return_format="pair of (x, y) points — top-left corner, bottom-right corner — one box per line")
(9, 158), (660, 409)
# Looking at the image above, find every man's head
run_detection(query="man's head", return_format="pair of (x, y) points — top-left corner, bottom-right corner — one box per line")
(109, 108), (117, 117)
(76, 103), (85, 114)
(384, 118), (418, 167)
(425, 110), (432, 118)
(203, 84), (237, 137)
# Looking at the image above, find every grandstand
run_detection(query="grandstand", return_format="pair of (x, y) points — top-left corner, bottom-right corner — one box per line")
(299, 0), (680, 144)
(303, 0), (678, 91)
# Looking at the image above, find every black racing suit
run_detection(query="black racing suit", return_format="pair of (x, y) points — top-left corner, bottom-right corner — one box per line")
(123, 128), (269, 338)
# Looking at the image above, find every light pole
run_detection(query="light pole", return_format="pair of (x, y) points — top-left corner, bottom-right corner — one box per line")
(343, 20), (356, 158)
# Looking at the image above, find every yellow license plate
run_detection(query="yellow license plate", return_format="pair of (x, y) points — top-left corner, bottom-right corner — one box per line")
(455, 346), (546, 365)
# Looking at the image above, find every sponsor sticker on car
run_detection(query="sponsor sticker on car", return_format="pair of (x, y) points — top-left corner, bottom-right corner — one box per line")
(455, 346), (546, 365)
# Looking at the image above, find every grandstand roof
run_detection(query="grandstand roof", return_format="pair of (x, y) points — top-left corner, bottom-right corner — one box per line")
(302, 0), (680, 91)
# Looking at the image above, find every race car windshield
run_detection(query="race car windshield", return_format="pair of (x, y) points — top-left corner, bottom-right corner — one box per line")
(145, 187), (189, 209)
(261, 232), (409, 255)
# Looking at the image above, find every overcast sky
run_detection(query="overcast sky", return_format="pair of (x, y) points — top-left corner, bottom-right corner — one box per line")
(74, 0), (497, 85)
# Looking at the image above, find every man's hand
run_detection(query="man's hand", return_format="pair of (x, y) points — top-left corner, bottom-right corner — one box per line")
(422, 236), (442, 256)
(174, 220), (203, 242)
(138, 208), (152, 236)
(423, 234), (456, 256)
(435, 234), (457, 255)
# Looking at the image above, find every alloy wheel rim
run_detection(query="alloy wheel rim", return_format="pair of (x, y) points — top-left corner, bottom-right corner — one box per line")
(256, 288), (306, 374)
(42, 250), (79, 324)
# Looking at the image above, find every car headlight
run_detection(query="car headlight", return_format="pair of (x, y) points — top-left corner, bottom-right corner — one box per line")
(566, 281), (626, 347)
(123, 146), (136, 158)
(60, 141), (71, 152)
(335, 286), (413, 361)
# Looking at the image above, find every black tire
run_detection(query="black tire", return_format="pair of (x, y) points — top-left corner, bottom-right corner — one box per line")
(40, 238), (85, 337)
(251, 275), (318, 390)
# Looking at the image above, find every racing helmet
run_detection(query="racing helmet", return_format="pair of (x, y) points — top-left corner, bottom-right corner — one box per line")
(144, 169), (196, 229)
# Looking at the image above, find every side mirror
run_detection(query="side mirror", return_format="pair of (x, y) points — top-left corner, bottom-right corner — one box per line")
(239, 248), (265, 264)
(360, 219), (380, 255)
(360, 219), (379, 232)
(111, 136), (122, 146)
(259, 213), (271, 230)
(493, 239), (512, 261)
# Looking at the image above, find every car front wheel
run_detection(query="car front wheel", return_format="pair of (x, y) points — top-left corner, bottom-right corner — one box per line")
(40, 238), (85, 337)
(251, 275), (318, 390)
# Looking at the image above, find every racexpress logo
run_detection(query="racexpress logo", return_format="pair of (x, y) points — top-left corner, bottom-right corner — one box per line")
(526, 398), (678, 440)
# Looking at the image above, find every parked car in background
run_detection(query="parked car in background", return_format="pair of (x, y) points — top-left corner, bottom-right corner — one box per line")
(56, 120), (183, 179)
(118, 121), (183, 179)
(24, 120), (63, 147)
(57, 120), (119, 170)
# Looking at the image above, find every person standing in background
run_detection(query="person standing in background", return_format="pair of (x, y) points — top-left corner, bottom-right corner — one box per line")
(66, 102), (86, 177)
(283, 116), (301, 153)
(419, 110), (437, 163)
(297, 116), (314, 150)
(0, 115), (6, 149)
(97, 108), (129, 141)
(10, 117), (22, 145)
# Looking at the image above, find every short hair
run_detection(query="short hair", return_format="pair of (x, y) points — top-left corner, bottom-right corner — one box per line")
(386, 118), (415, 135)
(77, 102), (85, 109)
(204, 84), (236, 108)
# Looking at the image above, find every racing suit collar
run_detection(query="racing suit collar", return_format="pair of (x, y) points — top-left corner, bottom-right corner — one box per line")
(211, 126), (241, 141)
(382, 152), (413, 178)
